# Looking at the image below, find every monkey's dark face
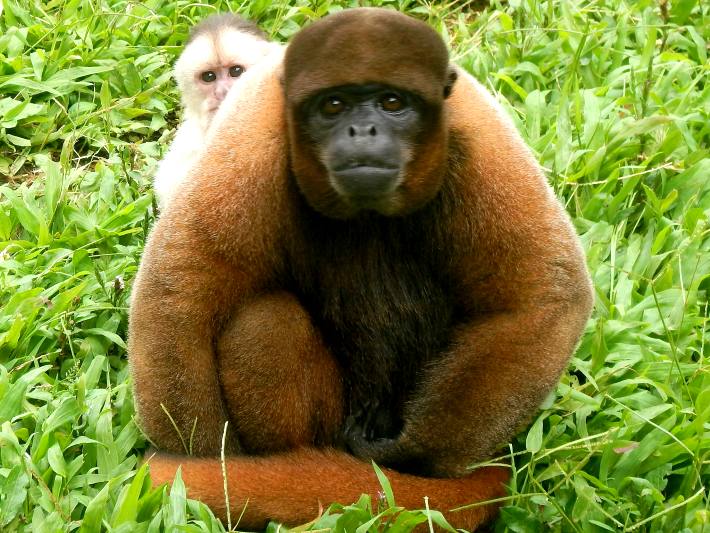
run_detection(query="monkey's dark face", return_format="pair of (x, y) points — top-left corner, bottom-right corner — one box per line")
(298, 84), (426, 214)
(284, 8), (455, 220)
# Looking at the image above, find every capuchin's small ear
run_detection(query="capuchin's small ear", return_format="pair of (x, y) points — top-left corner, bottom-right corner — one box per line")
(443, 66), (458, 99)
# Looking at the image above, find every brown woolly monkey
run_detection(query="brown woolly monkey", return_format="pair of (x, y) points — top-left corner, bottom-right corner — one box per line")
(154, 13), (281, 210)
(129, 7), (593, 531)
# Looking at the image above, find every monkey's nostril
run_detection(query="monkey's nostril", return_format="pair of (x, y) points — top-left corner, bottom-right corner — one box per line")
(349, 125), (377, 137)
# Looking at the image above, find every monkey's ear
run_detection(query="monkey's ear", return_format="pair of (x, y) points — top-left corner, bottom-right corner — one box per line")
(443, 66), (458, 99)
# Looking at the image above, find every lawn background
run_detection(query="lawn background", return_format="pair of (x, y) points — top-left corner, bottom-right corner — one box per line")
(0, 0), (708, 531)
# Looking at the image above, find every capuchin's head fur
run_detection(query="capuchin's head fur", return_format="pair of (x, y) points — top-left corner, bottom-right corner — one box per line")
(176, 13), (277, 130)
(187, 13), (268, 44)
(283, 8), (457, 219)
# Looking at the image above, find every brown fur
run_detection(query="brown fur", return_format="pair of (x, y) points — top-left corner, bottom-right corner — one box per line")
(128, 8), (593, 530)
(284, 9), (449, 106)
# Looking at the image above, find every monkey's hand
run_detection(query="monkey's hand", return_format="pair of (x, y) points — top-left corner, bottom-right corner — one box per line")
(346, 430), (397, 461)
(343, 415), (418, 471)
(346, 431), (441, 477)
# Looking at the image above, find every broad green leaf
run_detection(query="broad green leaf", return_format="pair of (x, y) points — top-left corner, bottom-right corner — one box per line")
(372, 462), (395, 509)
(80, 482), (111, 533)
(525, 414), (545, 454)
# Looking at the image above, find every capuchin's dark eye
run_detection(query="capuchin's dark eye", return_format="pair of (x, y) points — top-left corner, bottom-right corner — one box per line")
(229, 65), (245, 78)
(200, 71), (217, 83)
(380, 93), (404, 112)
(322, 96), (345, 115)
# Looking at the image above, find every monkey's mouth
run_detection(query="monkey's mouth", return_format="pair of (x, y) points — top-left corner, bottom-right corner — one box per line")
(331, 166), (401, 197)
(333, 165), (399, 180)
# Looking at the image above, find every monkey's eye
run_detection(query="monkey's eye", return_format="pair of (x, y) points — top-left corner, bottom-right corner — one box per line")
(229, 65), (244, 78)
(321, 96), (345, 115)
(380, 94), (404, 113)
(200, 71), (217, 83)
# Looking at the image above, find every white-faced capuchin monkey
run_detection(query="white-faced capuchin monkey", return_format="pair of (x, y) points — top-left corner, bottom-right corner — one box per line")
(153, 13), (280, 210)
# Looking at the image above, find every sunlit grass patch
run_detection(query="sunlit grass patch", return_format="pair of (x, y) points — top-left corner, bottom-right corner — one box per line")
(1, 0), (708, 531)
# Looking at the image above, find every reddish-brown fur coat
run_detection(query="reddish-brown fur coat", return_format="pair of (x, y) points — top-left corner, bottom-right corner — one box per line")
(128, 9), (592, 531)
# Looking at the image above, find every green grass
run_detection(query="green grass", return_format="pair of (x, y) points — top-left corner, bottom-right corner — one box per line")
(0, 0), (708, 531)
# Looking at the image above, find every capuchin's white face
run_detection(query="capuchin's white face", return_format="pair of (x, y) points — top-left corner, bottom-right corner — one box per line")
(175, 28), (278, 129)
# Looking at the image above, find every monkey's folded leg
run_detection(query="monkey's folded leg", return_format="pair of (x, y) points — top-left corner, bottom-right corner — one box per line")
(216, 291), (343, 452)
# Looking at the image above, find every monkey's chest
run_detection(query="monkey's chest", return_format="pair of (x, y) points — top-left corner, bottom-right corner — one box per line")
(288, 220), (455, 437)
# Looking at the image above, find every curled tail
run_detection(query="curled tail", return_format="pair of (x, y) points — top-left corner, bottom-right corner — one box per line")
(147, 448), (508, 531)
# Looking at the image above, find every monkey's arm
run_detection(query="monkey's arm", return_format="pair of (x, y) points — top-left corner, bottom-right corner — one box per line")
(129, 50), (288, 455)
(399, 248), (592, 476)
(129, 237), (243, 454)
(416, 72), (593, 474)
(349, 69), (593, 475)
(352, 219), (592, 476)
